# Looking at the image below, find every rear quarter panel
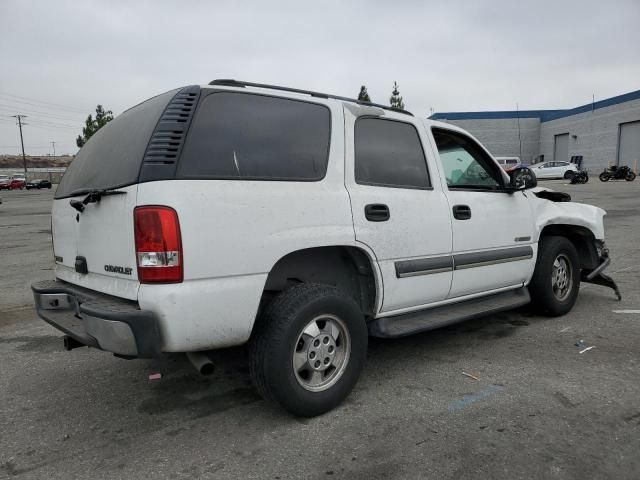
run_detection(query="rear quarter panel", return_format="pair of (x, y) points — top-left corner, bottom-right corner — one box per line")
(136, 102), (357, 351)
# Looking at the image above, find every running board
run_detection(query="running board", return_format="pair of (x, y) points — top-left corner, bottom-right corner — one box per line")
(369, 287), (531, 338)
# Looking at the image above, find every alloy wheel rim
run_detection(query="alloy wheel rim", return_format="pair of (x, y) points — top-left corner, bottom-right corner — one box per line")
(552, 254), (573, 301)
(292, 314), (351, 392)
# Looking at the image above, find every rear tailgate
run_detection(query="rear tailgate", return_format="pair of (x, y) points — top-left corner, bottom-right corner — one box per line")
(53, 185), (140, 300)
(51, 87), (184, 301)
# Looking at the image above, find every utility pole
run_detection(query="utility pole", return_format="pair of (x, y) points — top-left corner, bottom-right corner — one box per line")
(51, 141), (56, 158)
(516, 103), (523, 161)
(12, 115), (28, 177)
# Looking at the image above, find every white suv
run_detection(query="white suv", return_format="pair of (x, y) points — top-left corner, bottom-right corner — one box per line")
(32, 80), (620, 416)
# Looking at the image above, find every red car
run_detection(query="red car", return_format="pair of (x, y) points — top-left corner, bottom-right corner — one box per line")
(0, 175), (26, 190)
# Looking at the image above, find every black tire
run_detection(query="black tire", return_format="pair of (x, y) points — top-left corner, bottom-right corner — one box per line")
(529, 236), (581, 316)
(564, 171), (574, 179)
(250, 283), (367, 417)
(625, 172), (636, 181)
(599, 172), (610, 182)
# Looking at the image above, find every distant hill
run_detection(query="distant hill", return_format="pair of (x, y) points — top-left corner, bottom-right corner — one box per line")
(0, 155), (73, 169)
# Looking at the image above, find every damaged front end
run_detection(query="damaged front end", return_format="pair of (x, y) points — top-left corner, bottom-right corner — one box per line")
(581, 240), (621, 300)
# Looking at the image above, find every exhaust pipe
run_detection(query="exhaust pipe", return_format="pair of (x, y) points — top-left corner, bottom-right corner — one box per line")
(63, 335), (85, 351)
(187, 351), (215, 376)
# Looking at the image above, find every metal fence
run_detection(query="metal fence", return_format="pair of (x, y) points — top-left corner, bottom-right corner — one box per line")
(0, 167), (66, 184)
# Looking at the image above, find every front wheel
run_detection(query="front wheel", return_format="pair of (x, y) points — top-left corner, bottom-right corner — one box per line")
(250, 283), (367, 417)
(564, 171), (575, 180)
(626, 172), (636, 181)
(599, 172), (610, 182)
(529, 236), (581, 316)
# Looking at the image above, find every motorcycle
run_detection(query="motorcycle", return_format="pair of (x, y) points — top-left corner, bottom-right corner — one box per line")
(599, 165), (636, 182)
(570, 170), (589, 184)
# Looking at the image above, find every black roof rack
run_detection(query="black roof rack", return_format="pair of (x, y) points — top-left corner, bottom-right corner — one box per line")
(208, 79), (413, 117)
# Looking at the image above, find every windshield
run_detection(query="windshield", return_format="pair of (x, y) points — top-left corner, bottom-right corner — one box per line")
(55, 89), (177, 199)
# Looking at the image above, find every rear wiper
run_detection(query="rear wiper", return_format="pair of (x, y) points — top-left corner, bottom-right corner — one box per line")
(69, 188), (126, 213)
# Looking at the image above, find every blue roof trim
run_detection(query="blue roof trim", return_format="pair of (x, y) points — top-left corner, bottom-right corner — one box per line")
(429, 110), (563, 121)
(430, 89), (640, 123)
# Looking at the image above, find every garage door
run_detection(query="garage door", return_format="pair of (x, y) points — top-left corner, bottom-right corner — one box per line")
(554, 133), (569, 162)
(618, 121), (640, 167)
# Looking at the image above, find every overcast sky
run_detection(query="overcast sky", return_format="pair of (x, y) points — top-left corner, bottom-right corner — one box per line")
(1, 0), (639, 155)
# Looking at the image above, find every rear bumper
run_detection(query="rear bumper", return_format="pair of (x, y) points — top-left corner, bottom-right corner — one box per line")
(31, 279), (162, 358)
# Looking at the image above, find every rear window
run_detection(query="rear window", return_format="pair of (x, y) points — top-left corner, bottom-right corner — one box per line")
(354, 117), (431, 189)
(177, 92), (331, 181)
(55, 89), (177, 199)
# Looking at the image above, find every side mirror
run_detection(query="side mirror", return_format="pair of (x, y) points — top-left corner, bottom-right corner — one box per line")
(509, 167), (537, 190)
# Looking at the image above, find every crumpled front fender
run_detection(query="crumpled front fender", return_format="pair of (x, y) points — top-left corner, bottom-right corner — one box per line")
(528, 188), (606, 240)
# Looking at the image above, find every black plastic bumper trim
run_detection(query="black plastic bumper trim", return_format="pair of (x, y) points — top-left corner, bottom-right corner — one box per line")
(31, 280), (161, 358)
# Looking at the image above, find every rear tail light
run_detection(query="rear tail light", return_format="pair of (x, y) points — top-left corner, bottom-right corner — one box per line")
(134, 206), (183, 283)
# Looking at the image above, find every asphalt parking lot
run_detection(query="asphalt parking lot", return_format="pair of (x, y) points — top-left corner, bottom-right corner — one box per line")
(1, 181), (639, 480)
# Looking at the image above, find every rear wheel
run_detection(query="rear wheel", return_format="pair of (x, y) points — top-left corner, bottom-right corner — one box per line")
(529, 236), (581, 316)
(564, 171), (574, 180)
(599, 172), (610, 182)
(250, 283), (367, 417)
(625, 172), (636, 181)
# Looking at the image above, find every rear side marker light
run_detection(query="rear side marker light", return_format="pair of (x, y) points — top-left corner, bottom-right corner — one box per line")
(134, 206), (183, 283)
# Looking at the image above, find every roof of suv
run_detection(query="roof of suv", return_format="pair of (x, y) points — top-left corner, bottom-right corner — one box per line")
(206, 79), (414, 117)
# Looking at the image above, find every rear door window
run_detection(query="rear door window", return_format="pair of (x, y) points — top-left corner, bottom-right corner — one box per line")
(354, 118), (431, 189)
(178, 92), (331, 181)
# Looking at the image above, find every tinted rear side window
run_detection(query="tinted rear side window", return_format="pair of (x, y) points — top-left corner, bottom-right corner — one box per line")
(178, 92), (331, 181)
(55, 89), (178, 199)
(355, 118), (431, 189)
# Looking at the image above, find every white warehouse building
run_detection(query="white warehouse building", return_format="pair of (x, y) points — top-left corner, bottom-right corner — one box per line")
(430, 89), (640, 173)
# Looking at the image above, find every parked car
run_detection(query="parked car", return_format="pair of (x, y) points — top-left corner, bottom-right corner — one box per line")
(495, 156), (521, 172)
(0, 175), (26, 190)
(531, 161), (579, 179)
(26, 179), (53, 189)
(32, 80), (620, 417)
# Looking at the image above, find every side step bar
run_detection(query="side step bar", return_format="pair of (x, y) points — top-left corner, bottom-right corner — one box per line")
(369, 287), (531, 338)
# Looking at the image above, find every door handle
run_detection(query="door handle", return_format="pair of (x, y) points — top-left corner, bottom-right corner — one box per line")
(452, 204), (471, 220)
(365, 204), (390, 222)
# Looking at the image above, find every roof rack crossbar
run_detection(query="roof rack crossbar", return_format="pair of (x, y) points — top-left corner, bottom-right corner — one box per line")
(208, 79), (413, 116)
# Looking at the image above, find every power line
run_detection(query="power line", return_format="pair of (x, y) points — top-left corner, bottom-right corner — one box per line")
(0, 91), (89, 114)
(0, 103), (84, 121)
(25, 119), (79, 129)
(0, 115), (80, 129)
(0, 145), (70, 149)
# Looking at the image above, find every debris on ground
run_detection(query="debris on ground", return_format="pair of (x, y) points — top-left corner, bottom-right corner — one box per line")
(579, 346), (596, 354)
(148, 373), (162, 381)
(462, 371), (479, 381)
(559, 326), (571, 333)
